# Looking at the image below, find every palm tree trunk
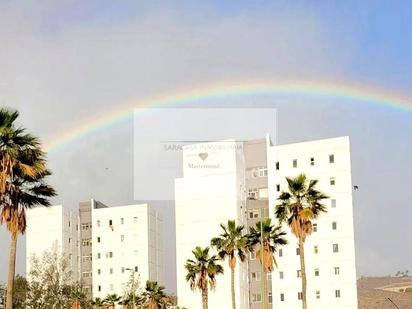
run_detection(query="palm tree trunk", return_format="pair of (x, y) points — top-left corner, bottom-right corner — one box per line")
(231, 266), (236, 309)
(299, 236), (307, 309)
(201, 288), (208, 309)
(5, 231), (17, 309)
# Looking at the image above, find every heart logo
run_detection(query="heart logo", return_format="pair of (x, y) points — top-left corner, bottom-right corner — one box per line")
(198, 152), (208, 161)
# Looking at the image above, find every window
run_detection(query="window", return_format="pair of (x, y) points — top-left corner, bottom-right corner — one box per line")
(258, 167), (268, 177)
(97, 269), (101, 275)
(134, 266), (138, 272)
(314, 246), (319, 254)
(313, 223), (317, 232)
(333, 244), (339, 253)
(296, 248), (300, 255)
(332, 222), (337, 230)
(280, 293), (285, 302)
(98, 285), (101, 292)
(293, 159), (297, 168)
(82, 238), (92, 246)
(279, 249), (283, 257)
(109, 268), (113, 274)
(121, 218), (124, 224)
(297, 270), (302, 278)
(276, 184), (280, 192)
(97, 237), (101, 243)
(107, 252), (113, 258)
(249, 210), (259, 219)
(69, 238), (71, 244)
(279, 271), (284, 279)
(121, 235), (124, 242)
(329, 154), (335, 163)
(82, 223), (91, 230)
(250, 252), (256, 260)
(268, 292), (273, 304)
(121, 267), (125, 273)
(133, 217), (138, 223)
(82, 255), (92, 262)
(315, 269), (319, 276)
(248, 189), (259, 200)
(252, 272), (261, 281)
(334, 267), (340, 275)
(275, 162), (279, 170)
(331, 199), (337, 208)
(298, 292), (302, 300)
(316, 290), (320, 299)
(310, 157), (315, 166)
(97, 220), (100, 227)
(109, 219), (113, 226)
(330, 177), (336, 185)
(335, 290), (341, 298)
(97, 253), (101, 259)
(252, 293), (262, 303)
(82, 271), (91, 278)
(109, 284), (113, 291)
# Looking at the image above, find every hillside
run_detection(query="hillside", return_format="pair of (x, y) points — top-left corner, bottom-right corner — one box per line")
(358, 276), (412, 308)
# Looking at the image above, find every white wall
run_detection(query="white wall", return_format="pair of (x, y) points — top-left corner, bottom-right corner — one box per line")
(267, 136), (358, 309)
(91, 204), (162, 298)
(26, 205), (79, 282)
(175, 141), (249, 309)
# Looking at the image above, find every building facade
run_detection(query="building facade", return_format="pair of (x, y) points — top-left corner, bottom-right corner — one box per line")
(175, 136), (358, 309)
(243, 140), (272, 308)
(175, 140), (249, 309)
(79, 200), (108, 295)
(26, 201), (163, 300)
(91, 203), (163, 298)
(26, 205), (79, 282)
(267, 136), (358, 309)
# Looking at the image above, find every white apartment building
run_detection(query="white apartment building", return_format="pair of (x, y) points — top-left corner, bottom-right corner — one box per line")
(267, 136), (358, 309)
(175, 136), (357, 309)
(26, 205), (79, 282)
(92, 203), (162, 298)
(26, 201), (163, 300)
(175, 140), (249, 309)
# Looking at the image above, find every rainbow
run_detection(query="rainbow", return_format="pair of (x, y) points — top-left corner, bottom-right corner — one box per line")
(43, 79), (412, 153)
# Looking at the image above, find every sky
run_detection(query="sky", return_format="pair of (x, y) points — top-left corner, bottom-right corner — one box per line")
(0, 0), (412, 292)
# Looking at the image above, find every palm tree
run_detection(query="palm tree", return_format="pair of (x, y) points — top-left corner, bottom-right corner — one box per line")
(0, 109), (55, 309)
(70, 286), (89, 309)
(0, 109), (45, 194)
(103, 294), (121, 309)
(70, 287), (86, 309)
(275, 174), (328, 309)
(211, 220), (247, 309)
(120, 293), (146, 309)
(91, 297), (105, 309)
(185, 246), (224, 309)
(247, 218), (287, 309)
(143, 280), (167, 309)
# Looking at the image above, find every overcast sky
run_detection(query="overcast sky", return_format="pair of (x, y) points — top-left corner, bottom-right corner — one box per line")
(1, 0), (411, 291)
